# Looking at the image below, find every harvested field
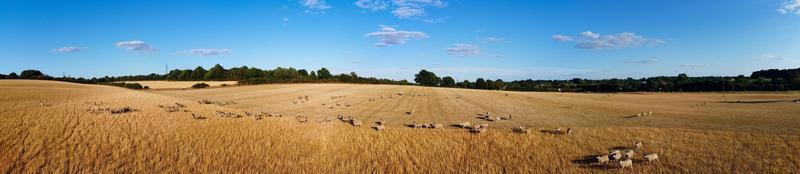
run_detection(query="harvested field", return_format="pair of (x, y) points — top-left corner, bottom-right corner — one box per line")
(1, 80), (799, 173)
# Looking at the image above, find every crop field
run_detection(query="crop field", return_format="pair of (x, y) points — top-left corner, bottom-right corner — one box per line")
(1, 80), (799, 173)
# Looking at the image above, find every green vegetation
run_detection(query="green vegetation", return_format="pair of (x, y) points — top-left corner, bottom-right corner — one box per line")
(191, 83), (210, 88)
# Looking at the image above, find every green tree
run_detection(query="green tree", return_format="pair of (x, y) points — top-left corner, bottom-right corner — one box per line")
(493, 79), (506, 90)
(414, 69), (440, 86)
(309, 71), (318, 80)
(191, 66), (207, 80)
(178, 70), (192, 81)
(461, 80), (471, 88)
(298, 69), (309, 77)
(20, 70), (45, 79)
(441, 76), (456, 87)
(475, 78), (487, 89)
(245, 68), (264, 79)
(205, 64), (226, 80)
(166, 69), (181, 80)
(316, 68), (332, 79)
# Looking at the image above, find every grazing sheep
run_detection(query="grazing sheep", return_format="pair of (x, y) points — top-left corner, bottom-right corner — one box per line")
(458, 122), (472, 128)
(376, 120), (385, 125)
(351, 119), (363, 126)
(624, 150), (635, 158)
(644, 153), (659, 162)
(431, 123), (444, 129)
(647, 111), (653, 115)
(619, 159), (633, 169)
(469, 127), (486, 133)
(554, 127), (563, 134)
(596, 155), (609, 164)
(477, 123), (489, 129)
(296, 115), (308, 123)
(512, 126), (531, 134)
(191, 113), (207, 120)
(566, 128), (573, 134)
(635, 141), (643, 149)
(373, 125), (385, 131)
(610, 152), (623, 161)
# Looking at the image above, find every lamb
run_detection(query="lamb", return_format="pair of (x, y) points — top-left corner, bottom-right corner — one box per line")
(596, 155), (609, 164)
(644, 153), (659, 162)
(635, 141), (643, 149)
(566, 128), (573, 134)
(554, 127), (563, 134)
(296, 115), (308, 123)
(619, 159), (633, 169)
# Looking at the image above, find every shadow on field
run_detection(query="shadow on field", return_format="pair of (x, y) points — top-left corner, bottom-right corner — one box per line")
(571, 155), (615, 170)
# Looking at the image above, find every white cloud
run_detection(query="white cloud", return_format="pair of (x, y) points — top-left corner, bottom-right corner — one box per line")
(355, 0), (390, 11)
(445, 44), (481, 56)
(554, 31), (663, 50)
(761, 54), (789, 61)
(624, 59), (660, 64)
(115, 40), (157, 52)
(283, 17), (289, 22)
(355, 0), (447, 19)
(300, 0), (331, 12)
(52, 46), (85, 53)
(484, 37), (504, 42)
(178, 48), (232, 56)
(392, 7), (425, 18)
(365, 25), (429, 47)
(778, 0), (800, 15)
(551, 35), (573, 42)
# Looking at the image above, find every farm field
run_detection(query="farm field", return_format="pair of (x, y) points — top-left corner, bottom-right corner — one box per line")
(1, 79), (799, 173)
(122, 81), (238, 89)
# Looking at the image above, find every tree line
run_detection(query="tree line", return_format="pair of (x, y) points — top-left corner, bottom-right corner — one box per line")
(412, 68), (800, 92)
(2, 66), (799, 92)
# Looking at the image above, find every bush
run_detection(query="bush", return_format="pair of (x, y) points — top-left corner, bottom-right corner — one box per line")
(123, 83), (143, 89)
(192, 83), (210, 88)
(143, 86), (150, 89)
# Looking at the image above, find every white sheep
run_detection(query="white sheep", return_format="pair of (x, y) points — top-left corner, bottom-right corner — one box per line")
(512, 126), (531, 134)
(373, 125), (385, 131)
(644, 153), (659, 162)
(624, 150), (635, 159)
(351, 119), (362, 126)
(431, 123), (444, 129)
(619, 159), (633, 169)
(596, 155), (609, 164)
(635, 141), (643, 149)
(610, 152), (623, 161)
(458, 122), (472, 128)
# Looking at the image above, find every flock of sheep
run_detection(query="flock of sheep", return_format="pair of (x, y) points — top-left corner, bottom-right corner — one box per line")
(595, 141), (660, 169)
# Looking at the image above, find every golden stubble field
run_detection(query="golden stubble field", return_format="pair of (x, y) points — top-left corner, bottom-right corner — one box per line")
(1, 79), (799, 173)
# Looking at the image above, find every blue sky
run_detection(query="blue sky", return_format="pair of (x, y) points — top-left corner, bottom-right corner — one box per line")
(1, 0), (799, 81)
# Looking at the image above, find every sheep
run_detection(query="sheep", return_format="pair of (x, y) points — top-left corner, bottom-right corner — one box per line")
(375, 120), (385, 125)
(596, 155), (609, 164)
(610, 152), (623, 161)
(351, 119), (362, 127)
(191, 113), (207, 120)
(430, 123), (444, 129)
(635, 141), (643, 150)
(647, 111), (653, 115)
(477, 123), (489, 129)
(457, 122), (472, 129)
(470, 127), (486, 133)
(644, 153), (659, 162)
(624, 150), (635, 158)
(554, 127), (563, 134)
(296, 115), (308, 123)
(512, 126), (531, 134)
(619, 159), (633, 169)
(566, 128), (573, 134)
(373, 125), (385, 131)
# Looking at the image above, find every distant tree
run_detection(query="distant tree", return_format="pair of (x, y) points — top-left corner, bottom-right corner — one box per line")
(309, 71), (318, 80)
(20, 70), (45, 79)
(178, 70), (192, 81)
(493, 79), (506, 90)
(245, 68), (263, 79)
(166, 69), (181, 80)
(350, 72), (358, 81)
(298, 69), (309, 77)
(461, 80), (471, 88)
(316, 68), (332, 79)
(486, 79), (496, 89)
(475, 78), (487, 89)
(414, 69), (440, 86)
(191, 66), (207, 80)
(0, 73), (5, 79)
(441, 76), (456, 87)
(272, 67), (300, 81)
(205, 64), (226, 80)
(571, 78), (584, 84)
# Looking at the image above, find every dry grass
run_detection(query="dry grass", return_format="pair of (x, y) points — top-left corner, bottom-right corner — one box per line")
(1, 79), (799, 173)
(123, 81), (238, 89)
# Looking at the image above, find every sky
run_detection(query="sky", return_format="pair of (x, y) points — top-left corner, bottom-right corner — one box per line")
(1, 0), (799, 81)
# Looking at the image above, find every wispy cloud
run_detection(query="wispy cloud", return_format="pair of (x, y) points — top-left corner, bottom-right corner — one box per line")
(52, 46), (85, 53)
(115, 40), (157, 52)
(484, 37), (504, 43)
(761, 54), (789, 61)
(624, 59), (660, 64)
(554, 31), (663, 50)
(177, 48), (232, 56)
(355, 0), (447, 19)
(365, 25), (429, 47)
(778, 0), (800, 15)
(680, 64), (706, 69)
(445, 44), (481, 56)
(300, 0), (331, 13)
(552, 35), (573, 42)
